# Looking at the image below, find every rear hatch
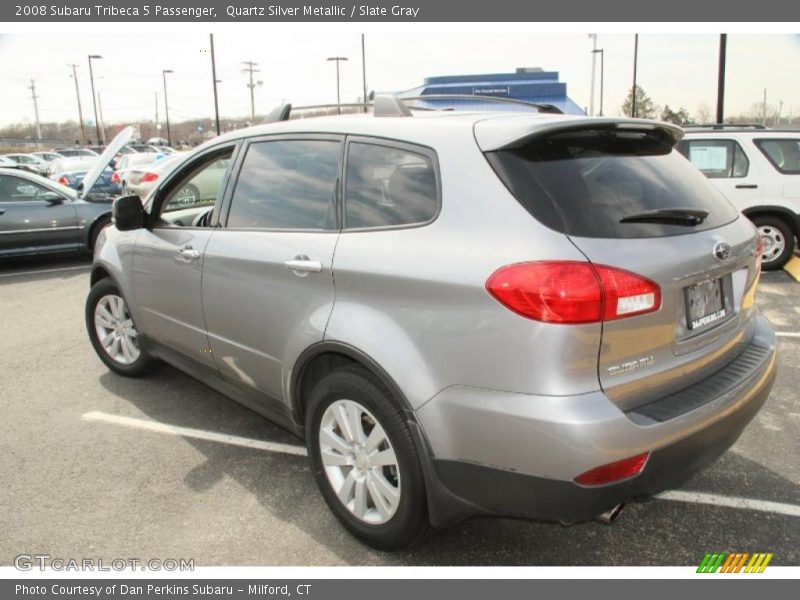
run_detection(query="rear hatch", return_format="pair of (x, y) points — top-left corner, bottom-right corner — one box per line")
(479, 118), (762, 412)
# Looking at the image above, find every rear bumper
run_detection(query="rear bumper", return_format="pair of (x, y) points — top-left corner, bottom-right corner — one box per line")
(416, 315), (776, 525)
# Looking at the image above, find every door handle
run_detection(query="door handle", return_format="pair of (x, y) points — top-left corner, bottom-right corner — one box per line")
(284, 258), (322, 274)
(735, 184), (758, 189)
(175, 246), (201, 262)
(0, 209), (5, 215)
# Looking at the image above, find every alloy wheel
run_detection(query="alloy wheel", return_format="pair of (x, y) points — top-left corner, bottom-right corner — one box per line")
(319, 399), (401, 525)
(94, 294), (141, 365)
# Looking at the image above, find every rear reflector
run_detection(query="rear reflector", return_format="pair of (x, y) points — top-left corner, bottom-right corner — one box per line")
(574, 452), (650, 486)
(755, 234), (765, 274)
(486, 261), (661, 324)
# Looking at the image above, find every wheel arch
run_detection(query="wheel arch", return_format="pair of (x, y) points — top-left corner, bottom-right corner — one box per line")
(86, 211), (113, 250)
(742, 206), (800, 236)
(289, 341), (416, 434)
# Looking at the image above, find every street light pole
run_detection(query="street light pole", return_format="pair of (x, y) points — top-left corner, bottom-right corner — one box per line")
(632, 34), (639, 118)
(87, 54), (103, 145)
(163, 69), (174, 146)
(210, 34), (221, 136)
(361, 35), (367, 113)
(327, 56), (348, 114)
(592, 48), (604, 116)
(716, 34), (727, 124)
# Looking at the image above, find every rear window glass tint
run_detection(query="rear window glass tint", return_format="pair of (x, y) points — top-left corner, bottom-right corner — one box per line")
(345, 142), (438, 229)
(754, 138), (800, 174)
(486, 129), (739, 238)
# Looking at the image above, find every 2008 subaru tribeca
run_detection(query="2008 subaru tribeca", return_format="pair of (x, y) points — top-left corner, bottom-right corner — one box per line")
(86, 99), (777, 550)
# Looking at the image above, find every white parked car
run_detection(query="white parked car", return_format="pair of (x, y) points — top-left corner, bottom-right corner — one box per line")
(679, 126), (800, 269)
(114, 152), (164, 192)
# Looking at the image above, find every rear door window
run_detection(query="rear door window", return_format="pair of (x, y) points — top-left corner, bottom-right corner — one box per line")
(754, 138), (800, 174)
(226, 139), (340, 230)
(486, 129), (740, 238)
(344, 141), (438, 229)
(677, 139), (749, 178)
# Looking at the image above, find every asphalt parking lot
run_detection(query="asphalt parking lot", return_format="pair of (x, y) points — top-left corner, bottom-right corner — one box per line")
(0, 254), (798, 566)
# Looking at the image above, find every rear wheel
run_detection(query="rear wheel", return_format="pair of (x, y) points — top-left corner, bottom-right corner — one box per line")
(305, 365), (429, 550)
(86, 278), (160, 376)
(753, 215), (795, 270)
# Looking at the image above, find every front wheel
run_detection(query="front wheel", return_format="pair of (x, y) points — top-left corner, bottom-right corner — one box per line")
(86, 278), (160, 377)
(305, 365), (429, 550)
(753, 215), (795, 270)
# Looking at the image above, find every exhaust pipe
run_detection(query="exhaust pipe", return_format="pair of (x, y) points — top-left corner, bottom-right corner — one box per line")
(596, 503), (625, 524)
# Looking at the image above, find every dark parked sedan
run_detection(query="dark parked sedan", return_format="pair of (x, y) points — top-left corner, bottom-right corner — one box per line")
(55, 167), (121, 198)
(0, 168), (113, 258)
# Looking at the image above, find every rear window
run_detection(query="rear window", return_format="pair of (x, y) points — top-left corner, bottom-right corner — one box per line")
(486, 129), (740, 238)
(754, 138), (800, 174)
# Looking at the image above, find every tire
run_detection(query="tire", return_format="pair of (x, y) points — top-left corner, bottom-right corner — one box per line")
(86, 278), (160, 377)
(174, 184), (200, 207)
(753, 215), (795, 270)
(88, 216), (111, 252)
(305, 365), (429, 550)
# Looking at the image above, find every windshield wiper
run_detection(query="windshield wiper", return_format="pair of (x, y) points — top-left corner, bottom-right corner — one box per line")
(620, 208), (709, 226)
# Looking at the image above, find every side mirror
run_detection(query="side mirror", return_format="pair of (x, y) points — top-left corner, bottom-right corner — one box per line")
(40, 191), (64, 204)
(113, 195), (145, 231)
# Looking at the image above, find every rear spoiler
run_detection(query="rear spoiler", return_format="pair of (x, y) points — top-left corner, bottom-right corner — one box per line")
(474, 117), (684, 152)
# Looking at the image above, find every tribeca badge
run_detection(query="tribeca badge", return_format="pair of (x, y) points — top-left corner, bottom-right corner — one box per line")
(696, 552), (773, 573)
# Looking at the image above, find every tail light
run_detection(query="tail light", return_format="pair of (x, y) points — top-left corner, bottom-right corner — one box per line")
(486, 261), (661, 324)
(755, 234), (765, 275)
(574, 452), (650, 486)
(111, 172), (119, 183)
(57, 176), (70, 186)
(140, 172), (159, 183)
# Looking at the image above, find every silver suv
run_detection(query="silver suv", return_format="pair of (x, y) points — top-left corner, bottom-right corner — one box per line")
(86, 102), (777, 550)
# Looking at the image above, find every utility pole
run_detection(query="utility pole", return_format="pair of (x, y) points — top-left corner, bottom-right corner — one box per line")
(88, 54), (103, 145)
(241, 60), (261, 121)
(361, 34), (368, 113)
(632, 34), (639, 118)
(589, 34), (597, 116)
(155, 91), (159, 127)
(28, 78), (42, 141)
(97, 90), (105, 144)
(763, 89), (768, 127)
(68, 63), (86, 144)
(716, 34), (727, 124)
(162, 69), (174, 146)
(211, 34), (221, 135)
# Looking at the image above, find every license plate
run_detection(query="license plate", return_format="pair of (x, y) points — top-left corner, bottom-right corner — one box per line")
(685, 277), (726, 330)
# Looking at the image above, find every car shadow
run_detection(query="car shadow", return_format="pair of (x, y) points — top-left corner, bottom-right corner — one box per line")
(97, 365), (800, 566)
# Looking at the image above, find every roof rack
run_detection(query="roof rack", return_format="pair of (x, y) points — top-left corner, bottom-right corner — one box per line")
(683, 123), (767, 130)
(260, 93), (564, 124)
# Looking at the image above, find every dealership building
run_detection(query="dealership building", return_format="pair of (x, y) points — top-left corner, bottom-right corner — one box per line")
(393, 67), (585, 115)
